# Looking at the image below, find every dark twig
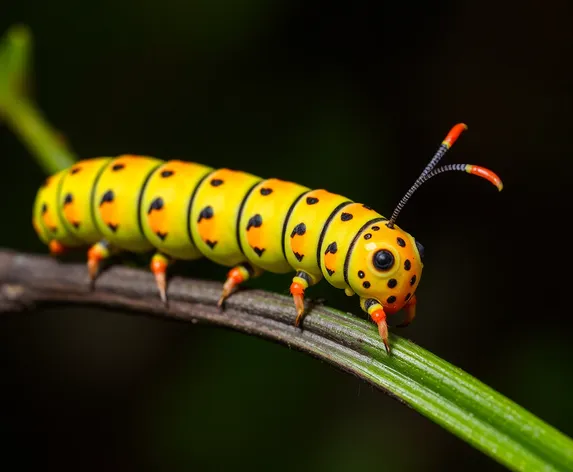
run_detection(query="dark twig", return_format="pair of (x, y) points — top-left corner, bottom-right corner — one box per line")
(0, 247), (394, 387)
(1, 247), (573, 472)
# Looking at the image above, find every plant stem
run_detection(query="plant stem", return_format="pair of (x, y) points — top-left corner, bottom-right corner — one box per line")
(0, 24), (78, 173)
(2, 97), (77, 174)
(0, 248), (572, 472)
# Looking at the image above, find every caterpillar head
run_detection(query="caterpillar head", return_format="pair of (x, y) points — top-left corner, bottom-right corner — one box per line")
(352, 123), (503, 327)
(348, 222), (424, 315)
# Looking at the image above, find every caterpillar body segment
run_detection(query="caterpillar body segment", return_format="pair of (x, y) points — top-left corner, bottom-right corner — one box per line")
(31, 124), (503, 352)
(141, 160), (213, 261)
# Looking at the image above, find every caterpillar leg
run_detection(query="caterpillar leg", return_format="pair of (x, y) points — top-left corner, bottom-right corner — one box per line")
(361, 297), (390, 354)
(87, 240), (121, 288)
(150, 252), (174, 305)
(48, 240), (68, 256)
(397, 295), (417, 328)
(218, 262), (263, 308)
(290, 270), (321, 327)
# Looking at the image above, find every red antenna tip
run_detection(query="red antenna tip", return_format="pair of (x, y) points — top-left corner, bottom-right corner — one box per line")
(442, 123), (468, 149)
(466, 165), (504, 191)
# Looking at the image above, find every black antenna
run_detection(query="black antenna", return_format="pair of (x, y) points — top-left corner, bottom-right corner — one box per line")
(386, 123), (503, 228)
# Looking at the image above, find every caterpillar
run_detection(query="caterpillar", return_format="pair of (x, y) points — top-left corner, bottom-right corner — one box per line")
(31, 123), (502, 352)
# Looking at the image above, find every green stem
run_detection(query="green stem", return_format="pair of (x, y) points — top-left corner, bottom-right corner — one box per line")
(283, 298), (573, 472)
(2, 97), (77, 173)
(0, 24), (77, 173)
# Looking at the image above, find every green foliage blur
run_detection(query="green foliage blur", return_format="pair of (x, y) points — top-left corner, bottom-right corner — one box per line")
(1, 1), (572, 470)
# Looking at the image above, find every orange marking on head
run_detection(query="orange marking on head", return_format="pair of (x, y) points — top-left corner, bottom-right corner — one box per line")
(442, 123), (468, 148)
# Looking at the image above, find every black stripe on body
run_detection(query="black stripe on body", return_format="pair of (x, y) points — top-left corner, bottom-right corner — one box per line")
(316, 201), (352, 272)
(235, 180), (263, 255)
(54, 168), (82, 242)
(89, 159), (115, 236)
(136, 164), (163, 237)
(343, 217), (387, 286)
(281, 190), (311, 260)
(186, 169), (217, 248)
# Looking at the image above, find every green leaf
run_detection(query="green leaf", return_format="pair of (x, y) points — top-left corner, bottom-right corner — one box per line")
(298, 299), (573, 472)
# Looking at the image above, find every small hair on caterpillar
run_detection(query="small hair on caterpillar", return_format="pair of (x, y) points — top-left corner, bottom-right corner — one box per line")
(32, 124), (502, 353)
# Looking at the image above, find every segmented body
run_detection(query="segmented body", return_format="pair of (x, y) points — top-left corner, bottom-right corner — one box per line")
(31, 124), (502, 353)
(32, 154), (420, 298)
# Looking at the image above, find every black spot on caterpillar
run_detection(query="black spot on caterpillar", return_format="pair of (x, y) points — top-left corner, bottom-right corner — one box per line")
(291, 223), (306, 238)
(247, 214), (263, 230)
(148, 197), (164, 214)
(198, 205), (214, 222)
(325, 242), (338, 254)
(100, 190), (114, 205)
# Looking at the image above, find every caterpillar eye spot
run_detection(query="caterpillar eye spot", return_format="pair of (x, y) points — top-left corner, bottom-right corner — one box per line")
(373, 249), (394, 271)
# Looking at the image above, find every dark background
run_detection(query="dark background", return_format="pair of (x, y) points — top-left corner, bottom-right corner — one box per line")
(1, 1), (572, 470)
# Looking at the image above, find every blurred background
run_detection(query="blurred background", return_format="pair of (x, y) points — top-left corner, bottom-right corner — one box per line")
(1, 1), (573, 470)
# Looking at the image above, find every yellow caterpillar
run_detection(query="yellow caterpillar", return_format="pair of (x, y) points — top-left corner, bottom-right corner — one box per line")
(31, 123), (502, 352)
